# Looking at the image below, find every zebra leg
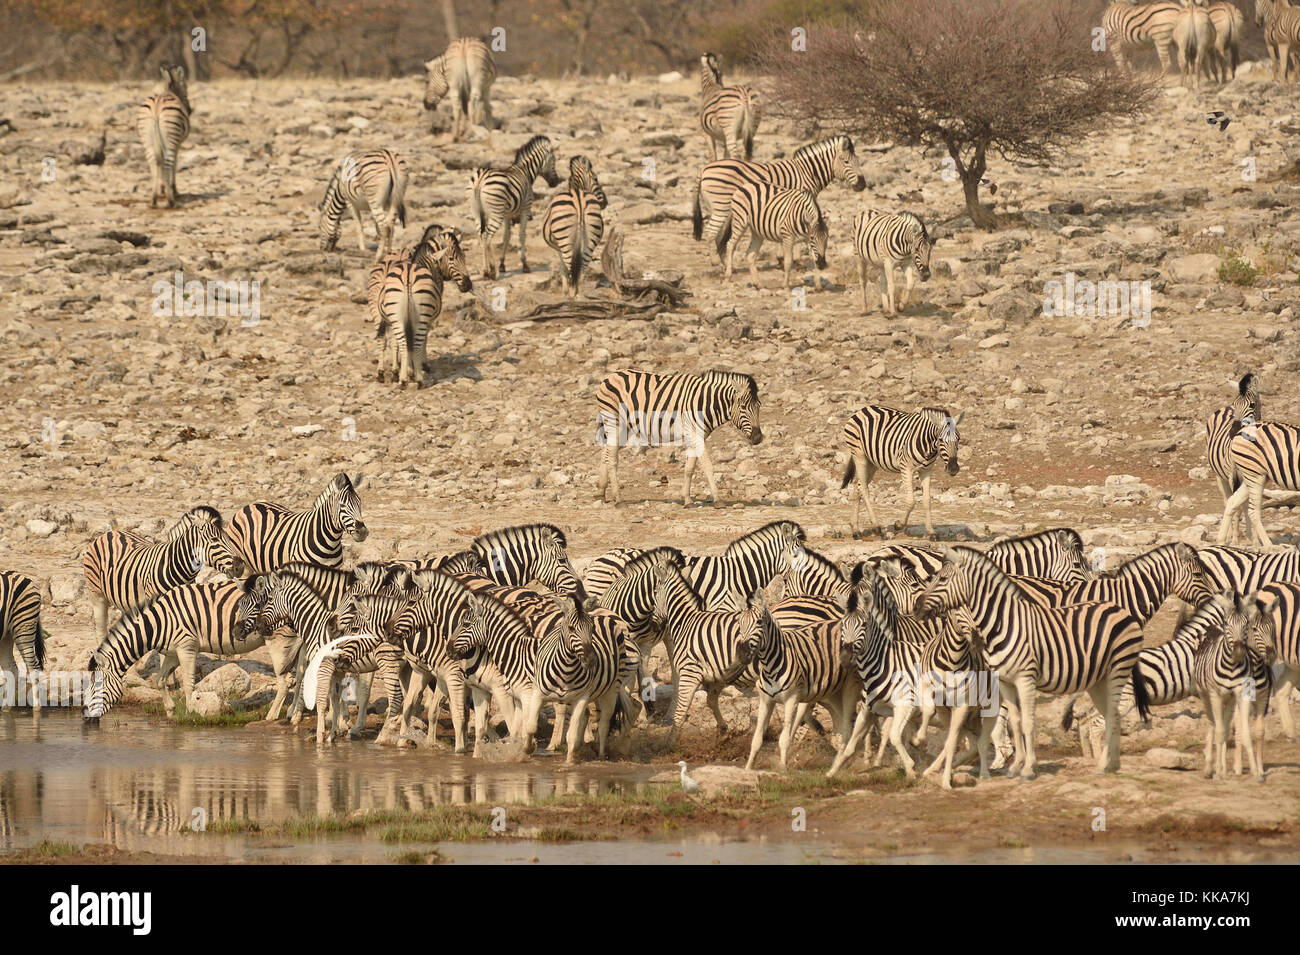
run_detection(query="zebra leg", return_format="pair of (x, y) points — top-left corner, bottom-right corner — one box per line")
(887, 704), (918, 777)
(1215, 479), (1251, 545)
(603, 443), (621, 503)
(470, 686), (491, 757)
(1273, 665), (1297, 741)
(481, 223), (499, 279)
(899, 264), (917, 311)
(314, 660), (333, 743)
(871, 715), (892, 766)
(329, 670), (347, 742)
(706, 687), (729, 736)
(517, 213), (532, 272)
(697, 439), (720, 502)
(1212, 693), (1229, 778)
(858, 256), (870, 314)
(548, 703), (568, 751)
(880, 262), (896, 315)
(0, 641), (15, 711)
(520, 687), (543, 754)
(397, 668), (428, 748)
(91, 593), (110, 643)
(352, 203), (368, 253)
(852, 456), (877, 533)
(782, 236), (795, 289)
(564, 696), (592, 765)
(424, 681), (445, 748)
(683, 445), (698, 506)
(920, 470), (937, 537)
(1087, 680), (1120, 773)
(827, 705), (873, 776)
(1013, 674), (1038, 779)
(746, 692), (777, 770)
(896, 467), (917, 533)
(163, 147), (178, 207)
(932, 705), (970, 790)
(671, 667), (703, 741)
(350, 671), (374, 738)
(445, 672), (467, 754)
(1247, 478), (1273, 547)
(778, 699), (807, 771)
(746, 233), (763, 286)
(594, 689), (619, 758)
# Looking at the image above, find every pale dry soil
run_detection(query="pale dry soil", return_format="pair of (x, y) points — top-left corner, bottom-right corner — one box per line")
(3, 68), (1300, 858)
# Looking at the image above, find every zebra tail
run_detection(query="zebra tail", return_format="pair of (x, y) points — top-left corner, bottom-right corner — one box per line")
(35, 626), (47, 671)
(392, 168), (409, 229)
(692, 186), (703, 241)
(1060, 696), (1076, 731)
(840, 457), (855, 489)
(715, 216), (732, 261)
(470, 176), (487, 234)
(1131, 661), (1152, 723)
(610, 690), (628, 734)
(741, 91), (759, 161)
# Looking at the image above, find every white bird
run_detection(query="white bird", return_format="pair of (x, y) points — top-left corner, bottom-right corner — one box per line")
(677, 761), (700, 794)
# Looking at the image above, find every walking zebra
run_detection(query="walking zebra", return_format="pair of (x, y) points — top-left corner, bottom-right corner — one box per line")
(0, 572), (45, 710)
(423, 37), (496, 140)
(841, 405), (962, 537)
(723, 183), (827, 287)
(542, 156), (606, 297)
(469, 135), (561, 279)
(227, 473), (368, 575)
(83, 580), (279, 721)
(369, 225), (473, 387)
(853, 210), (935, 315)
(82, 506), (244, 643)
(1246, 581), (1300, 740)
(471, 523), (581, 598)
(1173, 5), (1217, 87)
(1206, 1), (1246, 80)
(319, 149), (409, 262)
(1206, 373), (1262, 543)
(915, 547), (1150, 778)
(698, 52), (760, 160)
(1103, 1), (1184, 73)
(1195, 593), (1269, 780)
(694, 135), (866, 257)
(1256, 0), (1300, 82)
(137, 64), (190, 208)
(595, 369), (763, 506)
(1217, 418), (1300, 546)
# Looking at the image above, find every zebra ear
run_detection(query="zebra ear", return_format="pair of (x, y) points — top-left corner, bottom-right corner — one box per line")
(352, 472), (365, 489)
(424, 58), (438, 70)
(954, 410), (964, 427)
(940, 546), (961, 563)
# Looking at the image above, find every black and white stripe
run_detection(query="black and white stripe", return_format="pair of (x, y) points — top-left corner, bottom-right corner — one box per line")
(723, 183), (828, 286)
(841, 405), (962, 536)
(1103, 1), (1184, 73)
(1194, 592), (1268, 779)
(137, 64), (190, 208)
(469, 135), (561, 279)
(471, 523), (580, 598)
(319, 149), (409, 262)
(1206, 372), (1261, 542)
(227, 473), (369, 575)
(1218, 415), (1300, 546)
(1247, 581), (1300, 742)
(542, 156), (606, 297)
(423, 37), (496, 140)
(595, 369), (763, 505)
(853, 210), (935, 315)
(698, 52), (760, 161)
(0, 571), (45, 709)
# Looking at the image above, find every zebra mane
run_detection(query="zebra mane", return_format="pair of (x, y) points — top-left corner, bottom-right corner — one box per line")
(700, 370), (759, 402)
(474, 523), (568, 550)
(1239, 372), (1258, 397)
(726, 520), (806, 557)
(470, 588), (534, 637)
(617, 546), (685, 579)
(792, 546), (844, 582)
(160, 505), (223, 541)
(794, 135), (853, 160)
(991, 527), (1084, 554)
(514, 135), (551, 164)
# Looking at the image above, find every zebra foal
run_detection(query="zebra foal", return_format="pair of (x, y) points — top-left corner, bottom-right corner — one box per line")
(853, 210), (934, 315)
(470, 135), (561, 279)
(423, 37), (496, 140)
(319, 149), (408, 262)
(724, 183), (828, 287)
(137, 64), (190, 208)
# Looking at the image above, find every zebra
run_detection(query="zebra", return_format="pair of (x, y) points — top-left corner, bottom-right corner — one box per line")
(0, 572), (45, 711)
(698, 52), (760, 160)
(1245, 581), (1300, 741)
(1194, 593), (1269, 780)
(1256, 0), (1300, 82)
(1173, 5), (1217, 87)
(471, 523), (581, 598)
(319, 149), (409, 262)
(852, 210), (935, 315)
(1206, 372), (1262, 543)
(593, 547), (685, 702)
(304, 633), (385, 746)
(841, 405), (963, 537)
(723, 183), (828, 287)
(369, 225), (473, 387)
(423, 37), (496, 140)
(651, 557), (774, 737)
(595, 369), (763, 506)
(393, 550), (485, 576)
(83, 580), (280, 721)
(1206, 1), (1246, 80)
(542, 156), (606, 297)
(1217, 419), (1300, 546)
(914, 547), (1150, 779)
(1102, 1), (1185, 73)
(865, 529), (1093, 586)
(82, 506), (244, 643)
(777, 544), (850, 604)
(137, 64), (190, 208)
(694, 135), (866, 258)
(1197, 544), (1300, 596)
(227, 473), (369, 575)
(469, 135), (561, 279)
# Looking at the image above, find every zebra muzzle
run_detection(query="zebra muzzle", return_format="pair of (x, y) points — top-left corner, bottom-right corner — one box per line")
(350, 523), (370, 542)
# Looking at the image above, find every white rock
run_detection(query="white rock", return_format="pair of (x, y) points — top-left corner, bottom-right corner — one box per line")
(25, 519), (58, 537)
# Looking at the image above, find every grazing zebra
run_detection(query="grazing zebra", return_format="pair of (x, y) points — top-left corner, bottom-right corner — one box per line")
(1103, 1), (1184, 73)
(1206, 373), (1262, 543)
(694, 135), (866, 258)
(914, 547), (1150, 778)
(841, 405), (962, 537)
(471, 524), (581, 598)
(0, 572), (45, 710)
(137, 64), (190, 208)
(698, 52), (760, 160)
(652, 557), (773, 737)
(723, 183), (827, 287)
(1206, 1), (1246, 80)
(852, 210), (935, 315)
(1246, 581), (1300, 740)
(369, 225), (473, 387)
(595, 369), (763, 506)
(469, 135), (561, 279)
(83, 581), (279, 721)
(1256, 0), (1300, 82)
(1195, 593), (1269, 779)
(542, 156), (606, 297)
(82, 506), (244, 643)
(319, 149), (409, 262)
(1173, 5), (1216, 87)
(423, 37), (496, 140)
(227, 473), (369, 575)
(1217, 419), (1300, 546)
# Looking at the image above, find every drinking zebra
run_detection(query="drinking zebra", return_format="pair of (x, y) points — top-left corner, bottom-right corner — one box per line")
(841, 404), (962, 537)
(82, 506), (244, 643)
(369, 225), (473, 387)
(852, 210), (935, 315)
(1217, 419), (1300, 546)
(423, 37), (496, 140)
(227, 473), (369, 575)
(698, 52), (760, 161)
(915, 547), (1149, 778)
(542, 156), (607, 297)
(595, 369), (763, 506)
(1102, 1), (1184, 73)
(0, 572), (45, 711)
(723, 183), (828, 287)
(137, 64), (190, 208)
(1255, 0), (1300, 82)
(319, 149), (409, 262)
(694, 135), (866, 258)
(1206, 373), (1262, 543)
(1194, 593), (1270, 780)
(469, 135), (561, 279)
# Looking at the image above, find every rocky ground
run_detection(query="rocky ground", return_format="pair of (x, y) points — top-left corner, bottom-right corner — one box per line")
(3, 63), (1300, 852)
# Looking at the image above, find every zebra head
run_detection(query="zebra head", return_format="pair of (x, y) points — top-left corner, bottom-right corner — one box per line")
(832, 136), (867, 191)
(328, 472), (369, 542)
(447, 595), (489, 661)
(568, 155), (607, 208)
(415, 224), (474, 293)
(159, 63), (190, 113)
(234, 574), (271, 639)
(910, 217), (935, 282)
(1171, 543), (1215, 607)
(422, 55), (451, 110)
(1219, 593), (1253, 669)
(517, 135), (561, 188)
(701, 52), (724, 85)
(915, 548), (974, 620)
(1239, 372), (1262, 420)
(253, 572), (294, 637)
(721, 592), (773, 683)
(83, 651), (116, 722)
(726, 373), (763, 445)
(932, 409), (962, 477)
(1246, 592), (1279, 667)
(186, 506), (246, 579)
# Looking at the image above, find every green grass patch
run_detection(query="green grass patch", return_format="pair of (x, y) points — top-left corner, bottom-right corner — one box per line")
(29, 839), (78, 857)
(1217, 249), (1260, 286)
(143, 696), (269, 727)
